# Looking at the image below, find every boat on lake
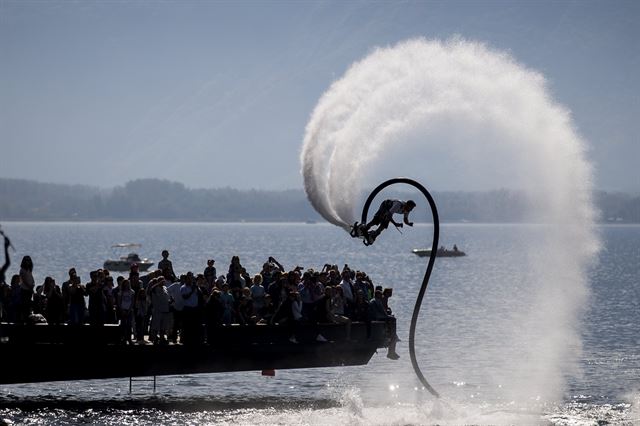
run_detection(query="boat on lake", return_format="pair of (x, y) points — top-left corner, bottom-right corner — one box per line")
(0, 320), (394, 384)
(412, 246), (466, 257)
(103, 243), (154, 272)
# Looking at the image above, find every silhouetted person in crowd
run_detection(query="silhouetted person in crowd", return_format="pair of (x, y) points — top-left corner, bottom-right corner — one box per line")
(268, 256), (285, 273)
(339, 270), (354, 317)
(112, 276), (124, 319)
(353, 289), (369, 322)
(117, 279), (134, 344)
(324, 286), (351, 339)
(352, 272), (369, 301)
(259, 262), (274, 292)
(42, 277), (64, 324)
(237, 295), (256, 326)
(158, 250), (176, 282)
(220, 283), (234, 325)
(204, 259), (217, 288)
(127, 270), (139, 293)
(250, 274), (265, 314)
(288, 291), (303, 343)
(369, 289), (399, 360)
(382, 287), (394, 315)
(268, 272), (286, 308)
(180, 273), (200, 344)
(61, 268), (78, 322)
(205, 290), (223, 343)
(167, 274), (185, 343)
(7, 275), (21, 322)
(134, 288), (148, 343)
(67, 275), (85, 325)
(196, 274), (208, 305)
(104, 275), (117, 324)
(271, 288), (293, 325)
(87, 270), (107, 327)
(18, 256), (35, 323)
(140, 269), (162, 290)
(227, 256), (245, 298)
(36, 276), (59, 317)
(150, 277), (171, 344)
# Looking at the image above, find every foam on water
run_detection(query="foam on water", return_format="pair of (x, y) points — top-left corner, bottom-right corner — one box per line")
(301, 38), (599, 408)
(4, 392), (636, 425)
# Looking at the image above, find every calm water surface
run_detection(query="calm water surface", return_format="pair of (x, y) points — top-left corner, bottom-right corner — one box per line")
(0, 222), (638, 425)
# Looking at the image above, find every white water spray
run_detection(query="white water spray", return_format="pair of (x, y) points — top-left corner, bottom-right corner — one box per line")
(301, 38), (598, 403)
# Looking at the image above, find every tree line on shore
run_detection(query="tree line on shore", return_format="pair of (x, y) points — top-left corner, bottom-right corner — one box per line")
(1, 178), (638, 223)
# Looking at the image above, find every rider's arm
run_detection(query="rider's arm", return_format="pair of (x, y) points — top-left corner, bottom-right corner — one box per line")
(403, 212), (413, 226)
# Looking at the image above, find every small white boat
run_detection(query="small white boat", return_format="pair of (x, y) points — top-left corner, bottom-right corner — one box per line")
(103, 243), (154, 272)
(412, 246), (466, 258)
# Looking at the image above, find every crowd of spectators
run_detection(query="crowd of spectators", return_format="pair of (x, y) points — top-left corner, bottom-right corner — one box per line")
(0, 246), (399, 357)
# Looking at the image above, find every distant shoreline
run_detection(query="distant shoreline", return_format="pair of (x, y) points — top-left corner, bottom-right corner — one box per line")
(2, 177), (639, 224)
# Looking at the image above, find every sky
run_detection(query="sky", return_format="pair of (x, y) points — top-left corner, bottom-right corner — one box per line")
(1, 0), (638, 192)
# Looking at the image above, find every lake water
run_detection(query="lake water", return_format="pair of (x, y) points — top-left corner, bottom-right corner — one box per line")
(0, 222), (638, 425)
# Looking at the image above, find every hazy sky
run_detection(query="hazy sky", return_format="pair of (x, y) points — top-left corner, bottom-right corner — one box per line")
(1, 1), (638, 191)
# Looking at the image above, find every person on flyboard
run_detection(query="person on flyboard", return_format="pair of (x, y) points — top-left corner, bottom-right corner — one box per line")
(351, 199), (416, 245)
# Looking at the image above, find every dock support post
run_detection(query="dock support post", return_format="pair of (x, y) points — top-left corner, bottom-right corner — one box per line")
(129, 375), (157, 393)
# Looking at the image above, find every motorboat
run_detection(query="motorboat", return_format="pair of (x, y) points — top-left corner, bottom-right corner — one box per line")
(412, 246), (466, 257)
(103, 243), (154, 272)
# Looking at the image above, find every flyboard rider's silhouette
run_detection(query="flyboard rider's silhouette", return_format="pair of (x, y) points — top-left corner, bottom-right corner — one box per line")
(350, 199), (416, 246)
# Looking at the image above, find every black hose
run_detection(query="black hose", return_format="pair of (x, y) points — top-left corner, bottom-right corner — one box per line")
(360, 177), (440, 398)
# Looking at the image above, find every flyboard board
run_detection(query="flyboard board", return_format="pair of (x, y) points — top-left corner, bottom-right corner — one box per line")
(350, 222), (376, 246)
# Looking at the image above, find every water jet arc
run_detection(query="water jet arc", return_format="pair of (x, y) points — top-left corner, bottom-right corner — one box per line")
(360, 177), (440, 398)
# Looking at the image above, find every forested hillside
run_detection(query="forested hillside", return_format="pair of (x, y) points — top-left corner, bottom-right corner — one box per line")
(1, 178), (638, 223)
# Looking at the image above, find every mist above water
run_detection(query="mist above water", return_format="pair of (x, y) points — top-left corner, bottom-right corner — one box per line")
(301, 38), (598, 404)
